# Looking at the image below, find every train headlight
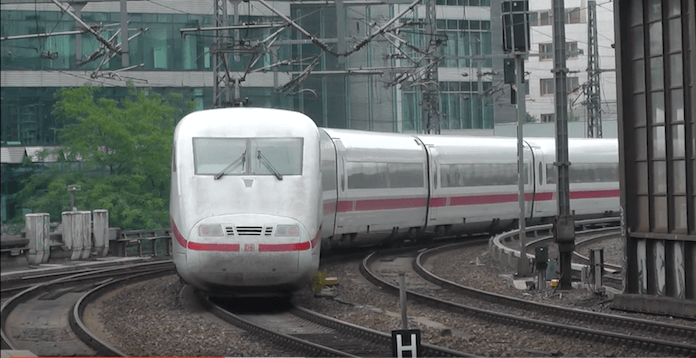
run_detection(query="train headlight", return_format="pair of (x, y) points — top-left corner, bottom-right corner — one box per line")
(198, 224), (224, 236)
(275, 225), (300, 237)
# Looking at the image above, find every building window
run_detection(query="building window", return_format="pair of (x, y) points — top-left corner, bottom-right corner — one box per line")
(540, 77), (580, 95)
(539, 43), (553, 60)
(541, 79), (554, 95)
(532, 8), (583, 26)
(541, 113), (555, 122)
(539, 42), (580, 60)
(566, 7), (582, 24)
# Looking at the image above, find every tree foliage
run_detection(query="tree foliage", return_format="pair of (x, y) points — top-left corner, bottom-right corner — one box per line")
(15, 84), (195, 230)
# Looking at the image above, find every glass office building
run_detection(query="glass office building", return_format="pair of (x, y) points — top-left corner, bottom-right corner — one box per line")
(1, 0), (512, 222)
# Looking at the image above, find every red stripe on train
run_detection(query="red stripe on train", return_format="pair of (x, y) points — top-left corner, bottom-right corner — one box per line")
(259, 242), (310, 251)
(334, 189), (618, 212)
(188, 242), (240, 251)
(171, 219), (188, 248)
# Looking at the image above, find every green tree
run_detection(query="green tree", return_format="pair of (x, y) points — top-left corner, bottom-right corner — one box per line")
(15, 84), (195, 230)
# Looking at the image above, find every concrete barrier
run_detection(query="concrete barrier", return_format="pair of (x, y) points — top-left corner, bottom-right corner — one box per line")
(93, 210), (109, 257)
(25, 213), (50, 265)
(61, 211), (91, 260)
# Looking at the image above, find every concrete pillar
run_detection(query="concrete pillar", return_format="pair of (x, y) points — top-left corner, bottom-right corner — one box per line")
(62, 211), (91, 260)
(25, 213), (50, 265)
(92, 210), (109, 257)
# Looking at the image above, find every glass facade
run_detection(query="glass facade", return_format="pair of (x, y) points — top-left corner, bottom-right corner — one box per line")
(1, 3), (499, 146)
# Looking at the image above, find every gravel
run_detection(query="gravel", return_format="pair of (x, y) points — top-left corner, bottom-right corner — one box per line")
(87, 237), (693, 357)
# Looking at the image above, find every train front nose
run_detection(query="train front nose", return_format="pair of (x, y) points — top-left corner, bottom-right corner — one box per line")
(181, 214), (316, 295)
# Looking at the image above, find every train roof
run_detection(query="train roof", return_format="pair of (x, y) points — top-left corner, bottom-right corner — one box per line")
(174, 108), (319, 140)
(321, 128), (426, 162)
(525, 137), (618, 162)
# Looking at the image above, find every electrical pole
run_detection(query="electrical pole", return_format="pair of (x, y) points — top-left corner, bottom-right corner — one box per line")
(119, 0), (129, 67)
(212, 0), (232, 108)
(502, 0), (531, 277)
(421, 0), (441, 134)
(586, 0), (602, 138)
(552, 0), (575, 290)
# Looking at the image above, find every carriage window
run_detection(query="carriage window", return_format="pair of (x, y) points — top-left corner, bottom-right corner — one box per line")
(193, 138), (246, 175)
(346, 162), (424, 189)
(254, 138), (304, 175)
(193, 137), (303, 176)
(440, 163), (529, 187)
(546, 163), (619, 184)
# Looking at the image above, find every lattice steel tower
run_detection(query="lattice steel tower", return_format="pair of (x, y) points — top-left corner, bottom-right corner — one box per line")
(586, 0), (602, 138)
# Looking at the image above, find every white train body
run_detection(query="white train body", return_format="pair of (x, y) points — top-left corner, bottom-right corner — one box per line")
(170, 108), (321, 296)
(171, 108), (619, 296)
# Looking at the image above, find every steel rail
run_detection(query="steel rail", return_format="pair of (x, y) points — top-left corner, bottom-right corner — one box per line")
(71, 267), (176, 357)
(290, 305), (475, 357)
(1, 261), (173, 350)
(414, 242), (696, 340)
(197, 291), (358, 357)
(359, 232), (696, 357)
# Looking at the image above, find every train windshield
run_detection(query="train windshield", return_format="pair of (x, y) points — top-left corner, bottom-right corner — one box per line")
(193, 137), (303, 176)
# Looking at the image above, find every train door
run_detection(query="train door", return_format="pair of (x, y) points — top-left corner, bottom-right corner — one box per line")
(423, 143), (439, 230)
(529, 144), (545, 216)
(319, 130), (338, 240)
(523, 143), (535, 217)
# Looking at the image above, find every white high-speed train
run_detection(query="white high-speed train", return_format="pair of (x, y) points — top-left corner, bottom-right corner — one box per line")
(170, 108), (619, 296)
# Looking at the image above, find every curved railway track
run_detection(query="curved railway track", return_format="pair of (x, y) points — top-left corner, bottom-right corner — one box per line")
(1, 261), (175, 355)
(360, 237), (696, 356)
(196, 292), (474, 357)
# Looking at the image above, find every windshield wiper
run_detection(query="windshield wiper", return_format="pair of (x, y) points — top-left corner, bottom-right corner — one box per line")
(257, 150), (283, 180)
(214, 151), (246, 180)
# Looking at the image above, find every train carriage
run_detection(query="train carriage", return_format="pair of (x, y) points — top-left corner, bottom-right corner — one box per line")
(170, 108), (322, 296)
(321, 128), (429, 248)
(529, 138), (620, 219)
(416, 135), (535, 235)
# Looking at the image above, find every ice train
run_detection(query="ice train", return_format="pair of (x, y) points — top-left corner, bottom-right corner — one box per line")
(170, 108), (619, 296)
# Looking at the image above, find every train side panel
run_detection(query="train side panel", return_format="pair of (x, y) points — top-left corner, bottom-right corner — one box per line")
(323, 128), (428, 247)
(528, 138), (619, 220)
(417, 135), (535, 234)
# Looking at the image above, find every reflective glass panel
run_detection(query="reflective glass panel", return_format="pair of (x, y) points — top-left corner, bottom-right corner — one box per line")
(652, 126), (666, 159)
(648, 22), (663, 56)
(668, 18), (682, 52)
(672, 159), (686, 194)
(648, 0), (662, 22)
(632, 60), (645, 92)
(672, 124), (685, 157)
(651, 160), (667, 194)
(651, 196), (668, 232)
(636, 161), (649, 194)
(650, 57), (664, 91)
(672, 196), (687, 232)
(636, 195), (650, 231)
(635, 127), (648, 160)
(668, 0), (681, 17)
(670, 54), (683, 88)
(632, 94), (647, 127)
(630, 26), (645, 60)
(651, 91), (665, 124)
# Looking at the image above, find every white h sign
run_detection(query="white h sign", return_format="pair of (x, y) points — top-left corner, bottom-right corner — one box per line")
(392, 329), (421, 357)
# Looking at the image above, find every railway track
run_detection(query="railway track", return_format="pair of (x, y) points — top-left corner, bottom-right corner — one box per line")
(197, 292), (474, 357)
(360, 238), (696, 356)
(1, 261), (175, 355)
